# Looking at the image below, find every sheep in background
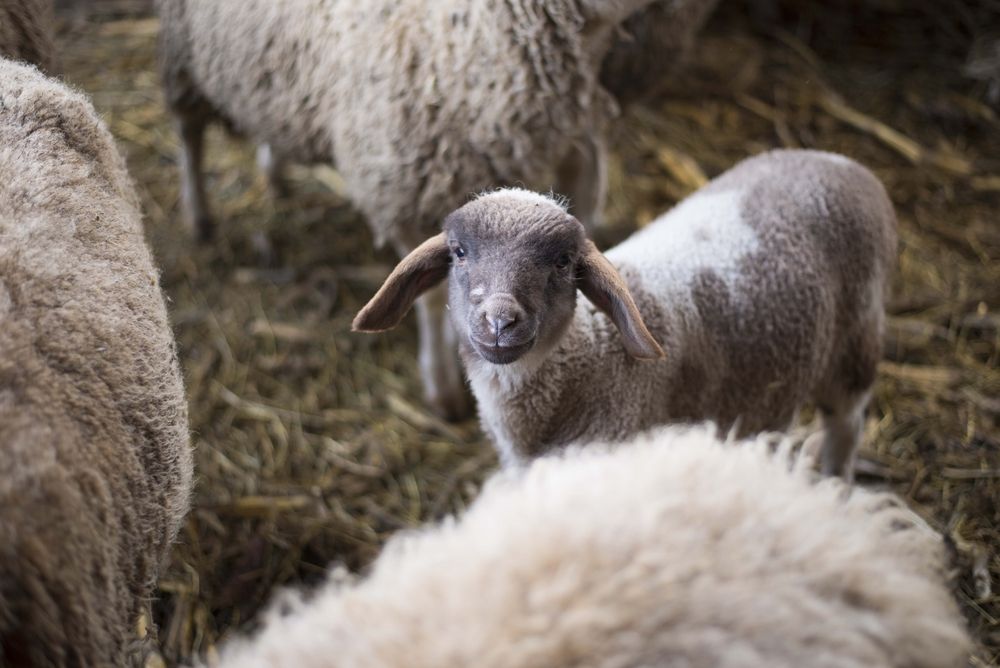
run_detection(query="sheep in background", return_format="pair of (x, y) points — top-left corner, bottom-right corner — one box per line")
(154, 0), (711, 420)
(0, 59), (193, 666)
(213, 425), (969, 668)
(600, 0), (720, 105)
(0, 0), (55, 72)
(355, 150), (897, 477)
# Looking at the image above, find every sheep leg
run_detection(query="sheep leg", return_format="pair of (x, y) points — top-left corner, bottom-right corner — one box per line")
(819, 390), (870, 482)
(414, 284), (473, 421)
(555, 137), (607, 231)
(256, 142), (291, 198)
(175, 113), (214, 241)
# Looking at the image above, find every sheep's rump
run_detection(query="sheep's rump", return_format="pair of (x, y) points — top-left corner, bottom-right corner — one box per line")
(0, 0), (56, 72)
(599, 149), (897, 437)
(217, 426), (968, 668)
(0, 60), (192, 665)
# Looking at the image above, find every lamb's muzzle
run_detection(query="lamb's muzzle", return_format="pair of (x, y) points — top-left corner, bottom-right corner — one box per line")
(472, 293), (533, 364)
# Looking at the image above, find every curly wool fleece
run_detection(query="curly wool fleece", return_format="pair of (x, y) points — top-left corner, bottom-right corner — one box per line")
(0, 59), (192, 666)
(215, 424), (969, 668)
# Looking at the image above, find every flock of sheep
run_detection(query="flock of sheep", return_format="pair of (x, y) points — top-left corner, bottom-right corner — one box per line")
(0, 0), (976, 666)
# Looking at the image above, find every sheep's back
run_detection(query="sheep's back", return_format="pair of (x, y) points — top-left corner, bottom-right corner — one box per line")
(155, 0), (336, 162)
(0, 59), (192, 665)
(606, 149), (896, 430)
(215, 427), (969, 668)
(155, 0), (613, 244)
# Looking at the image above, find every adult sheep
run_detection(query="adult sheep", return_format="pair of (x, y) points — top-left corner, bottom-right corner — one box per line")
(154, 0), (712, 420)
(0, 59), (193, 666)
(213, 425), (970, 668)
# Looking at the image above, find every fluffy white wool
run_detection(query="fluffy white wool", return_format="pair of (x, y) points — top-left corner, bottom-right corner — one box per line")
(607, 188), (760, 308)
(213, 425), (969, 668)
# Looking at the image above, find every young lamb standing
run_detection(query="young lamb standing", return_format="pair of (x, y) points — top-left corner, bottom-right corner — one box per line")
(0, 0), (55, 72)
(154, 0), (711, 420)
(0, 59), (193, 666)
(213, 425), (969, 668)
(355, 149), (898, 476)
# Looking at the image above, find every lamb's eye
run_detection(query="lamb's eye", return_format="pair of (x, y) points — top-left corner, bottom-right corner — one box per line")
(555, 253), (571, 269)
(453, 246), (466, 261)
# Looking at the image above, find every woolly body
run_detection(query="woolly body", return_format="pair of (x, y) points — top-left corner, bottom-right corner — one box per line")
(155, 0), (630, 244)
(0, 60), (192, 666)
(465, 150), (897, 467)
(215, 425), (968, 668)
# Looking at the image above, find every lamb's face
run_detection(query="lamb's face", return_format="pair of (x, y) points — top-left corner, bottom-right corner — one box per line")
(353, 190), (663, 367)
(444, 193), (585, 366)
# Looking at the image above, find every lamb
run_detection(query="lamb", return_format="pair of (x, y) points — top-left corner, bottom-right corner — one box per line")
(213, 424), (969, 668)
(0, 59), (193, 666)
(0, 0), (56, 72)
(355, 149), (898, 475)
(154, 0), (713, 420)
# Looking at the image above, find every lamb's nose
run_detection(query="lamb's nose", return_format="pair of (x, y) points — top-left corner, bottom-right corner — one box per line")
(485, 312), (516, 336)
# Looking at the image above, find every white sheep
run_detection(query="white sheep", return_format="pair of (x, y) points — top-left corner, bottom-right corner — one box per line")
(0, 0), (55, 72)
(154, 0), (712, 420)
(355, 150), (897, 476)
(0, 59), (193, 666)
(213, 424), (969, 668)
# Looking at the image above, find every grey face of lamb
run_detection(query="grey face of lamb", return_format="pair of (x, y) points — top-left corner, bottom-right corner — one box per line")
(442, 201), (584, 365)
(352, 192), (664, 365)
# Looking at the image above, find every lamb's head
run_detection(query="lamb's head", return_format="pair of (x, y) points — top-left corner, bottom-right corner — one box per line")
(353, 189), (663, 366)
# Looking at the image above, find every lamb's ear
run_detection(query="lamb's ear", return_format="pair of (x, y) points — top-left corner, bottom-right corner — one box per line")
(353, 233), (450, 332)
(577, 239), (664, 360)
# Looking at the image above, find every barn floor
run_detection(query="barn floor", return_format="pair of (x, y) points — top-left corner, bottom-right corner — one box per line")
(53, 1), (999, 665)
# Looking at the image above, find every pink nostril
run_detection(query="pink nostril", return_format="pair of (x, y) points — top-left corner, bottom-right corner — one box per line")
(485, 312), (516, 335)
